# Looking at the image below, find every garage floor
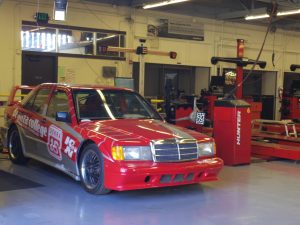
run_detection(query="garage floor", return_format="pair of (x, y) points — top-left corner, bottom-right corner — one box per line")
(0, 154), (300, 225)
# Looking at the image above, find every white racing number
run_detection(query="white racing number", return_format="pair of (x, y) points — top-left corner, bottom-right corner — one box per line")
(47, 125), (63, 160)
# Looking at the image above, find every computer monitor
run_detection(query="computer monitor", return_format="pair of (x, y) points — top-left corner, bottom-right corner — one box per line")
(210, 76), (224, 86)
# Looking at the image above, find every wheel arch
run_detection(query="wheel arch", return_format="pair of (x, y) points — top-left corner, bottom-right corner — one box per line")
(7, 123), (18, 146)
(6, 123), (28, 164)
(8, 123), (17, 130)
(76, 138), (111, 165)
(76, 139), (97, 166)
(76, 138), (111, 194)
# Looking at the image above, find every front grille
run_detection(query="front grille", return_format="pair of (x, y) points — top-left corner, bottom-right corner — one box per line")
(152, 139), (198, 162)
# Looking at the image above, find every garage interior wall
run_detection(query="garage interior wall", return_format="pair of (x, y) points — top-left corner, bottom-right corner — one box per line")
(195, 67), (210, 96)
(1, 0), (300, 119)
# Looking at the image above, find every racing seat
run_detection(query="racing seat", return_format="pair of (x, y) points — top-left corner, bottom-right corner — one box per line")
(118, 96), (128, 114)
(80, 94), (107, 118)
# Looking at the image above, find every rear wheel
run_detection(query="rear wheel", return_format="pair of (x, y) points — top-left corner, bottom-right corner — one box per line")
(79, 143), (110, 195)
(8, 127), (28, 164)
(0, 138), (3, 153)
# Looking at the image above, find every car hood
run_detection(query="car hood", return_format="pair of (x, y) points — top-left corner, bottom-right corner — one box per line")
(78, 119), (212, 145)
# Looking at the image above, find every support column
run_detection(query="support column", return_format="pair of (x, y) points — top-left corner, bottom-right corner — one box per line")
(138, 54), (145, 96)
(236, 39), (244, 99)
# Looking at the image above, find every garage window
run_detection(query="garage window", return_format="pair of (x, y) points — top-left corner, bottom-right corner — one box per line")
(21, 21), (126, 59)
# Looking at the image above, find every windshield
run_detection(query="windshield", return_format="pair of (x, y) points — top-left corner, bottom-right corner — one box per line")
(73, 89), (162, 121)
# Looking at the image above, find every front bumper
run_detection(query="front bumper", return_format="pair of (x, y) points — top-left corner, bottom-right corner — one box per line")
(104, 157), (223, 191)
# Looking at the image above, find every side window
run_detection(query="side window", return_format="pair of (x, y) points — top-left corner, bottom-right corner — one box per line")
(23, 92), (37, 110)
(32, 89), (51, 114)
(46, 90), (70, 118)
(24, 88), (51, 114)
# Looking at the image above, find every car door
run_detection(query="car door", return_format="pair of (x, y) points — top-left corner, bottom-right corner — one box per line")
(44, 88), (81, 175)
(17, 87), (52, 159)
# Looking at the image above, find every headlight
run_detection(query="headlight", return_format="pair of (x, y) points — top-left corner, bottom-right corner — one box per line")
(112, 146), (152, 161)
(197, 142), (215, 157)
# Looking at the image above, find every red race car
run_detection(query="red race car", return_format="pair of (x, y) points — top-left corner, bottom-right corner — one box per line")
(3, 83), (223, 194)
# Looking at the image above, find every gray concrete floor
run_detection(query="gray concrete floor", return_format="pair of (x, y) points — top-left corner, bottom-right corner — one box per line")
(1, 154), (300, 225)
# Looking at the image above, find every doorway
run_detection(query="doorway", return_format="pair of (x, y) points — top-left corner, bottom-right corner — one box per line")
(133, 63), (208, 99)
(243, 70), (277, 120)
(22, 53), (57, 86)
(222, 68), (277, 119)
(283, 72), (300, 93)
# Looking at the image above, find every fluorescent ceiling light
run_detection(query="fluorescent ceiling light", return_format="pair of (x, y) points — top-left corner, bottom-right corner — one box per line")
(143, 0), (190, 9)
(54, 10), (66, 21)
(53, 0), (68, 21)
(245, 8), (300, 20)
(245, 13), (270, 20)
(97, 35), (117, 41)
(277, 8), (300, 16)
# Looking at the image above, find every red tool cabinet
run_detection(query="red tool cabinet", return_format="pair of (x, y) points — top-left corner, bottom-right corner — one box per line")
(214, 100), (251, 165)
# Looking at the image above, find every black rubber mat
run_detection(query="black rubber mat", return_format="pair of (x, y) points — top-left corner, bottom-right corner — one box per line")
(0, 170), (43, 192)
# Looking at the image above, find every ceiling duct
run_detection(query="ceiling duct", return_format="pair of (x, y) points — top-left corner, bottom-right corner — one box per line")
(157, 19), (204, 41)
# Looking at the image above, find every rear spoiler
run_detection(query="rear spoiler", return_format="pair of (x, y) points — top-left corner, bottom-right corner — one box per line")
(7, 85), (35, 106)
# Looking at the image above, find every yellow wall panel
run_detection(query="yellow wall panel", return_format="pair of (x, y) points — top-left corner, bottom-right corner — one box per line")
(1, 0), (300, 118)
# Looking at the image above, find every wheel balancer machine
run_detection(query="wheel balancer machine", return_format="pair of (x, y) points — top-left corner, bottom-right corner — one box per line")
(211, 39), (266, 165)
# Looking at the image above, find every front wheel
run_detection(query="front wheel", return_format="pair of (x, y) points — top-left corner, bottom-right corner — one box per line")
(8, 127), (28, 164)
(79, 143), (111, 195)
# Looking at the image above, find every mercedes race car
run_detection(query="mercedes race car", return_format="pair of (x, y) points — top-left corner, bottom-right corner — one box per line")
(3, 83), (223, 194)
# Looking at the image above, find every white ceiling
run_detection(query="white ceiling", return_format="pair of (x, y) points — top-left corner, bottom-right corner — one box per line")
(84, 0), (300, 31)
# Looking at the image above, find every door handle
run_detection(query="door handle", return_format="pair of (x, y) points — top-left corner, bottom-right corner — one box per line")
(40, 118), (47, 124)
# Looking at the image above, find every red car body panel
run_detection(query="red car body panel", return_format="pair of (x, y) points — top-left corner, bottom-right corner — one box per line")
(104, 158), (223, 191)
(4, 83), (223, 191)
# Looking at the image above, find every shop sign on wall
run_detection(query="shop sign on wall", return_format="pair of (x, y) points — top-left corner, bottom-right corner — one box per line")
(58, 66), (76, 83)
(157, 19), (204, 41)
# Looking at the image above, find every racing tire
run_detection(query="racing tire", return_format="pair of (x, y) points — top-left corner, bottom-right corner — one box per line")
(79, 143), (111, 195)
(8, 127), (28, 164)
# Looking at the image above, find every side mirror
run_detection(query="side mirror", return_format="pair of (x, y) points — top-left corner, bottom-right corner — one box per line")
(56, 112), (71, 123)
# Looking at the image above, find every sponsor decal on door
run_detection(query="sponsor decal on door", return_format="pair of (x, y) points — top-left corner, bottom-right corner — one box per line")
(47, 125), (63, 160)
(64, 136), (78, 160)
(14, 109), (47, 138)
